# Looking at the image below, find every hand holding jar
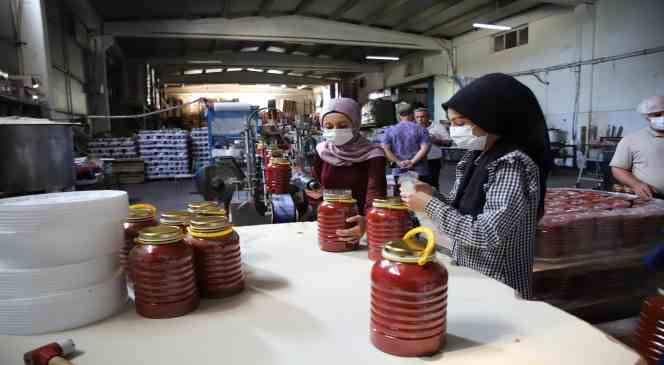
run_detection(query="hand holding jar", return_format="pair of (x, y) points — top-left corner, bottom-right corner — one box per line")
(336, 215), (365, 242)
(401, 191), (433, 213)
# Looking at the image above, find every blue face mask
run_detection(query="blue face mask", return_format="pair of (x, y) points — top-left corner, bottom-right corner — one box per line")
(651, 116), (664, 132)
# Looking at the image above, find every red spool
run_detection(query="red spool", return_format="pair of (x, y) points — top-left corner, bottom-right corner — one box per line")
(370, 228), (447, 357)
(266, 158), (292, 194)
(635, 292), (664, 364)
(317, 190), (359, 252)
(185, 216), (244, 298)
(366, 198), (412, 261)
(130, 225), (199, 319)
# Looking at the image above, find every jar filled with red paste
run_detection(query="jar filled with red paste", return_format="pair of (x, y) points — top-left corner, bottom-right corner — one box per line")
(366, 198), (412, 261)
(122, 205), (157, 272)
(266, 158), (292, 194)
(130, 225), (199, 318)
(317, 189), (359, 252)
(371, 227), (447, 357)
(635, 290), (664, 364)
(160, 210), (192, 234)
(185, 216), (244, 298)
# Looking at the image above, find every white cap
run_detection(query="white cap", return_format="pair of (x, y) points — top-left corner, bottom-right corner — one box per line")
(57, 339), (75, 356)
(636, 95), (664, 114)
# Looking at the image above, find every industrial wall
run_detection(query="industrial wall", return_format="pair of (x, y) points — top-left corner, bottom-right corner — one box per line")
(452, 0), (664, 145)
(0, 0), (20, 75)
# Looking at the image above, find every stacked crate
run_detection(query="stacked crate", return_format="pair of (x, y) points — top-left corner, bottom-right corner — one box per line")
(137, 130), (190, 179)
(88, 138), (138, 159)
(191, 128), (211, 173)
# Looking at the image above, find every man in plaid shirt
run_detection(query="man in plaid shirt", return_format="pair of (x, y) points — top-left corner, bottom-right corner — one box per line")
(401, 74), (552, 299)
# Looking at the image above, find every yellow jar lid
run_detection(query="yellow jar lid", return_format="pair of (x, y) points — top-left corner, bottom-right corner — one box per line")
(196, 207), (227, 216)
(269, 158), (290, 166)
(126, 208), (154, 222)
(189, 215), (231, 232)
(188, 201), (219, 210)
(160, 210), (192, 225)
(382, 227), (436, 265)
(135, 225), (183, 245)
(373, 198), (408, 210)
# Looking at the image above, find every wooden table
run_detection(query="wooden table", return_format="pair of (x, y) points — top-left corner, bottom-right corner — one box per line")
(0, 222), (640, 364)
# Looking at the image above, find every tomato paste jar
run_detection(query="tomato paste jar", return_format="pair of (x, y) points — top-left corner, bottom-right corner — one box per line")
(371, 227), (447, 357)
(267, 158), (292, 194)
(130, 225), (200, 318)
(185, 216), (244, 298)
(122, 205), (157, 272)
(635, 290), (664, 364)
(317, 189), (359, 252)
(187, 201), (219, 214)
(366, 198), (412, 261)
(160, 210), (192, 234)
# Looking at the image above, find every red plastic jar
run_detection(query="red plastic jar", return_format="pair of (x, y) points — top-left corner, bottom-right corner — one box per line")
(122, 206), (157, 272)
(366, 198), (412, 261)
(635, 291), (664, 364)
(160, 210), (192, 234)
(371, 227), (447, 357)
(317, 190), (359, 252)
(266, 158), (292, 194)
(129, 225), (200, 318)
(185, 216), (244, 298)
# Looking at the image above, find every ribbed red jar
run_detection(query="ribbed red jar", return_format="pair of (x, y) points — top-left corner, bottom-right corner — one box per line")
(267, 158), (292, 194)
(129, 225), (199, 318)
(122, 206), (157, 272)
(317, 190), (359, 252)
(370, 228), (447, 357)
(366, 198), (412, 261)
(185, 216), (244, 298)
(635, 292), (664, 364)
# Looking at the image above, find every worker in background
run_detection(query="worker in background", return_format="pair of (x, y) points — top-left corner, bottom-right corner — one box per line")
(305, 98), (387, 241)
(381, 102), (431, 187)
(610, 95), (664, 199)
(400, 74), (552, 299)
(415, 107), (452, 190)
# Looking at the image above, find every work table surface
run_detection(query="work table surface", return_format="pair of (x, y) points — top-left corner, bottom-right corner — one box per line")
(0, 222), (639, 364)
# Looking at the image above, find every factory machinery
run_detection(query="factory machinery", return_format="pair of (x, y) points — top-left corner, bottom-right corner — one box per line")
(194, 102), (320, 224)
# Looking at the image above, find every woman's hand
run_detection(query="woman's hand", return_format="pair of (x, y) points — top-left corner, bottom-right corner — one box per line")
(401, 191), (433, 213)
(305, 189), (323, 200)
(336, 215), (365, 242)
(413, 181), (434, 195)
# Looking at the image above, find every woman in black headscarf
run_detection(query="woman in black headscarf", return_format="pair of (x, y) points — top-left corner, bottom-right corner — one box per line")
(401, 73), (552, 299)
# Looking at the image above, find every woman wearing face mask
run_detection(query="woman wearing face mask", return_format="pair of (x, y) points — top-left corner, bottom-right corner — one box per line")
(306, 98), (387, 242)
(400, 73), (552, 299)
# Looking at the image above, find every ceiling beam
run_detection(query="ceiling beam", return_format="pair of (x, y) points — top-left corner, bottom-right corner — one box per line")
(362, 0), (410, 26)
(393, 0), (463, 31)
(162, 71), (327, 85)
(104, 15), (447, 50)
(422, 0), (498, 36)
(141, 51), (381, 73)
(434, 0), (540, 37)
(544, 0), (593, 6)
(329, 0), (361, 21)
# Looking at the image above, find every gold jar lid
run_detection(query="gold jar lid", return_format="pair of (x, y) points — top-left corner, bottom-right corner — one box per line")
(323, 189), (356, 203)
(269, 158), (290, 166)
(189, 215), (231, 232)
(188, 201), (219, 210)
(126, 208), (154, 222)
(197, 207), (227, 216)
(160, 210), (192, 225)
(382, 239), (433, 264)
(135, 225), (183, 245)
(373, 197), (408, 210)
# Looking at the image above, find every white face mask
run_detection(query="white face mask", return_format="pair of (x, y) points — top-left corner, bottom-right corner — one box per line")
(650, 116), (664, 131)
(450, 125), (487, 150)
(323, 128), (354, 146)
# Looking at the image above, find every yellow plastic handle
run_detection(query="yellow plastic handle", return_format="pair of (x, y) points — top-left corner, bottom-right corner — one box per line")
(402, 226), (435, 266)
(187, 226), (234, 239)
(130, 203), (157, 216)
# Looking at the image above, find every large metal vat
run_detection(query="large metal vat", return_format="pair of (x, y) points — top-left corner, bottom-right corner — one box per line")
(0, 117), (76, 194)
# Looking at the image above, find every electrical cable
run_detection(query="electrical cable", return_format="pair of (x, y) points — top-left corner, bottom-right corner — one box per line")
(47, 97), (206, 121)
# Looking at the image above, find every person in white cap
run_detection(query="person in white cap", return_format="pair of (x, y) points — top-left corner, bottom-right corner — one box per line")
(610, 95), (664, 199)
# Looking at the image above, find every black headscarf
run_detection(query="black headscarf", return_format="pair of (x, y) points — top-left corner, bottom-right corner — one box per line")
(442, 73), (552, 219)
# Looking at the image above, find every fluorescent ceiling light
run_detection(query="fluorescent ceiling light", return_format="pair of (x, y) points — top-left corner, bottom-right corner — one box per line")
(288, 72), (303, 77)
(0, 69), (8, 79)
(281, 84), (287, 88)
(309, 75), (323, 79)
(32, 95), (39, 100)
(473, 23), (512, 30)
(292, 51), (309, 56)
(247, 68), (264, 72)
(184, 69), (203, 75)
(205, 68), (223, 73)
(226, 68), (242, 72)
(366, 55), (400, 61)
(240, 46), (259, 52)
(297, 85), (308, 89)
(257, 84), (272, 87)
(267, 69), (284, 74)
(188, 60), (222, 64)
(266, 46), (286, 53)
(317, 54), (331, 59)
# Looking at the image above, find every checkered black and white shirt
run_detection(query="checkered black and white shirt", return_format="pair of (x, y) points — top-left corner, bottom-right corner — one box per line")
(424, 150), (541, 299)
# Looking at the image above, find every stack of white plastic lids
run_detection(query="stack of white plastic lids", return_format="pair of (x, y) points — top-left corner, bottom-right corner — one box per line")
(0, 191), (129, 334)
